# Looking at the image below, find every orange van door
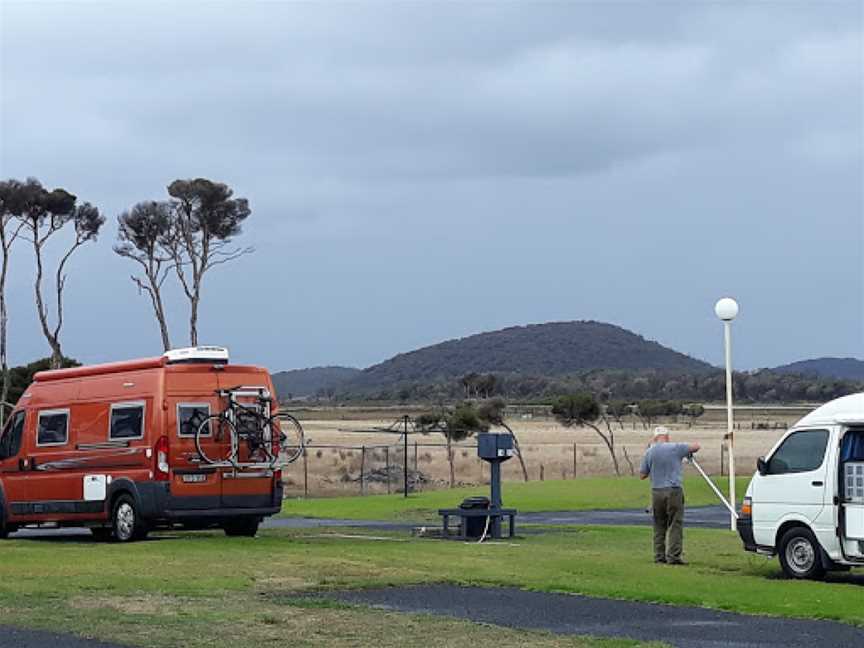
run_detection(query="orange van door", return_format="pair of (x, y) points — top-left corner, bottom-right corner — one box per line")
(165, 368), (223, 512)
(216, 371), (275, 511)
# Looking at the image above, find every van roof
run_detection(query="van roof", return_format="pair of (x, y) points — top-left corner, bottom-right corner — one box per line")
(794, 392), (864, 428)
(34, 357), (167, 383)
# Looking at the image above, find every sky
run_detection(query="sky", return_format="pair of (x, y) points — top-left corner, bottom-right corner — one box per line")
(1, 1), (862, 372)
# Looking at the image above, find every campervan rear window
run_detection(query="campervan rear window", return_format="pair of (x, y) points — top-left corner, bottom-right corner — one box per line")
(177, 404), (210, 437)
(37, 410), (69, 446)
(110, 403), (145, 440)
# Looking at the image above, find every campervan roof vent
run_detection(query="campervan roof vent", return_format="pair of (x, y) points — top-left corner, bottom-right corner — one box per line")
(163, 346), (229, 365)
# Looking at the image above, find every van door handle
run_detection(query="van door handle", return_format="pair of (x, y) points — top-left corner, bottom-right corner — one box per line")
(812, 481), (824, 487)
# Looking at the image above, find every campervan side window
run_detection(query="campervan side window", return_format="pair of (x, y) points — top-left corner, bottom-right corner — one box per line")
(177, 403), (211, 437)
(37, 409), (69, 447)
(110, 402), (145, 440)
(767, 429), (830, 475)
(0, 410), (25, 459)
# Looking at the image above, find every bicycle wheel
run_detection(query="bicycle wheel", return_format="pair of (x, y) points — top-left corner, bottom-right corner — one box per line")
(195, 415), (237, 465)
(267, 413), (305, 465)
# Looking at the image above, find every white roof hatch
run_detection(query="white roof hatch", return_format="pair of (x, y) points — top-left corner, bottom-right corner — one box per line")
(163, 346), (229, 365)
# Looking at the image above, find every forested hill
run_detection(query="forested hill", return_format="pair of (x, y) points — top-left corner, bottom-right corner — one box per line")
(771, 357), (864, 381)
(348, 321), (713, 389)
(271, 366), (361, 398)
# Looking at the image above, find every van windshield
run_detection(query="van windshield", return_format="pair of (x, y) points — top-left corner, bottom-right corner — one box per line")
(0, 411), (25, 460)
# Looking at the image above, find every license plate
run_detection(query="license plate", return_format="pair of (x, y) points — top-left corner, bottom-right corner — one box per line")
(182, 474), (207, 483)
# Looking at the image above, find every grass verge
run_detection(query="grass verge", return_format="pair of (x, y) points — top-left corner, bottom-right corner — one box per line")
(0, 521), (861, 648)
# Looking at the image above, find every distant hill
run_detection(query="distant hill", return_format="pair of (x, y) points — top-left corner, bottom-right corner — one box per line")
(345, 321), (713, 390)
(771, 357), (864, 381)
(271, 366), (361, 398)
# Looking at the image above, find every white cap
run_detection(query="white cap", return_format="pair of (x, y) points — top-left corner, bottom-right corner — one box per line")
(653, 426), (670, 439)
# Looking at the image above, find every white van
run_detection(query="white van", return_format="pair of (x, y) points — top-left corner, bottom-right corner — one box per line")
(738, 392), (864, 579)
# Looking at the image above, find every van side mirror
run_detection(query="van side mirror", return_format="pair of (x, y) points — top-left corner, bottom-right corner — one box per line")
(756, 457), (768, 476)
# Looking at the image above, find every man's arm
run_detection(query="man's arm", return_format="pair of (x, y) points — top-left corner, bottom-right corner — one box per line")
(639, 451), (651, 480)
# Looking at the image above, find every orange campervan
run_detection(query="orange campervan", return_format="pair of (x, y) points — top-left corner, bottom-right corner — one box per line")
(0, 347), (303, 541)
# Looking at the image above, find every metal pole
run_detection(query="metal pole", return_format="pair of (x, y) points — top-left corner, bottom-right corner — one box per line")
(403, 416), (409, 498)
(689, 456), (738, 519)
(724, 320), (736, 531)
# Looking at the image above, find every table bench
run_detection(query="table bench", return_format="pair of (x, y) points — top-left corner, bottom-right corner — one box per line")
(437, 507), (517, 540)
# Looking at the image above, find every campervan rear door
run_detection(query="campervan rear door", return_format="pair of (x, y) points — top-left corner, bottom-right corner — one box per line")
(216, 368), (275, 510)
(165, 367), (224, 509)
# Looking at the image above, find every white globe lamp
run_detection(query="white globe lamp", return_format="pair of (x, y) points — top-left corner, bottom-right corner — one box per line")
(714, 297), (739, 322)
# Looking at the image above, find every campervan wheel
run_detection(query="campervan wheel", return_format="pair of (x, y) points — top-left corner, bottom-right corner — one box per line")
(268, 413), (305, 466)
(195, 415), (238, 466)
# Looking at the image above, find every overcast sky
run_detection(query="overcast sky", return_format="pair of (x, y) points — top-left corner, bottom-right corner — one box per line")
(1, 1), (862, 372)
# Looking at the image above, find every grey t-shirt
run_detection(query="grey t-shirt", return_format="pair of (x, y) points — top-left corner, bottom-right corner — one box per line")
(640, 442), (691, 489)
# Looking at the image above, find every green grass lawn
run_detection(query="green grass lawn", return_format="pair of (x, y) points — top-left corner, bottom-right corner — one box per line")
(0, 521), (861, 647)
(280, 475), (752, 520)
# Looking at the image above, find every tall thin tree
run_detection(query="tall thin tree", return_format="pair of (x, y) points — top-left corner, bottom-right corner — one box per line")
(114, 201), (175, 351)
(0, 180), (26, 424)
(165, 178), (251, 346)
(14, 178), (104, 369)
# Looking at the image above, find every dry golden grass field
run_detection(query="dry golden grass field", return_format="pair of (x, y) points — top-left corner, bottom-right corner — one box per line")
(280, 405), (812, 497)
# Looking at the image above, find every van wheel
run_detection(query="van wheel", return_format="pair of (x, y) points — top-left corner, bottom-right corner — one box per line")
(111, 495), (148, 542)
(223, 518), (260, 537)
(779, 527), (825, 580)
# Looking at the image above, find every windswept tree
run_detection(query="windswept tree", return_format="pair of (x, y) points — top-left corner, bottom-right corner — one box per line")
(114, 201), (175, 351)
(12, 178), (103, 369)
(416, 402), (488, 488)
(166, 178), (251, 346)
(477, 398), (529, 482)
(0, 180), (26, 423)
(552, 392), (621, 476)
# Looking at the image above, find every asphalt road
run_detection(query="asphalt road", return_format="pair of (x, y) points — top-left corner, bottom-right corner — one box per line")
(8, 504), (730, 539)
(0, 627), (124, 648)
(330, 584), (864, 648)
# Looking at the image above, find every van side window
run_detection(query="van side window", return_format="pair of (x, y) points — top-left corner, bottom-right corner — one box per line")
(767, 429), (830, 474)
(110, 403), (145, 440)
(0, 411), (26, 459)
(177, 404), (210, 437)
(37, 410), (69, 446)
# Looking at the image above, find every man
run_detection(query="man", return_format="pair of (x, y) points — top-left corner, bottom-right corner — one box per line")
(639, 426), (700, 565)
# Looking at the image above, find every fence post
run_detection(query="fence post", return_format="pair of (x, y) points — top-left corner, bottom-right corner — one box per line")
(385, 446), (391, 495)
(302, 447), (308, 498)
(540, 464), (545, 481)
(414, 441), (418, 472)
(720, 442), (725, 477)
(360, 445), (366, 495)
(573, 443), (577, 479)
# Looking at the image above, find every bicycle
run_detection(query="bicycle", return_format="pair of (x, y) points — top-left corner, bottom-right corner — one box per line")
(194, 386), (305, 469)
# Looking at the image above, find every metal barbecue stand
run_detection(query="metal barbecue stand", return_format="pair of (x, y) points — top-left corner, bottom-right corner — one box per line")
(438, 432), (518, 540)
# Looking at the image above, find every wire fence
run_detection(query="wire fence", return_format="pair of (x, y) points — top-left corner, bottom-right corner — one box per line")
(281, 438), (764, 498)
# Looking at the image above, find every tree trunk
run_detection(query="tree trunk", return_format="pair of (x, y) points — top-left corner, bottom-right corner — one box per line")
(0, 231), (9, 427)
(502, 422), (529, 482)
(189, 292), (199, 346)
(32, 241), (64, 369)
(588, 422), (620, 476)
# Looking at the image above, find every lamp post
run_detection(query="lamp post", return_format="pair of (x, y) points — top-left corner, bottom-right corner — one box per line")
(714, 297), (739, 531)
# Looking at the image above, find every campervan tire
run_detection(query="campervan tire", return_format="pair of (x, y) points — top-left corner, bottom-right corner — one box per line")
(779, 527), (825, 580)
(111, 494), (149, 542)
(223, 517), (260, 537)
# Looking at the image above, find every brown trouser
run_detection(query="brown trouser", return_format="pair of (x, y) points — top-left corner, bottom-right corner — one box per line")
(652, 487), (684, 562)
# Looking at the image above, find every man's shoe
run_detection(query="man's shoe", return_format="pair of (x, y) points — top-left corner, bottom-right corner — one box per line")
(668, 559), (687, 565)
(654, 557), (667, 564)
